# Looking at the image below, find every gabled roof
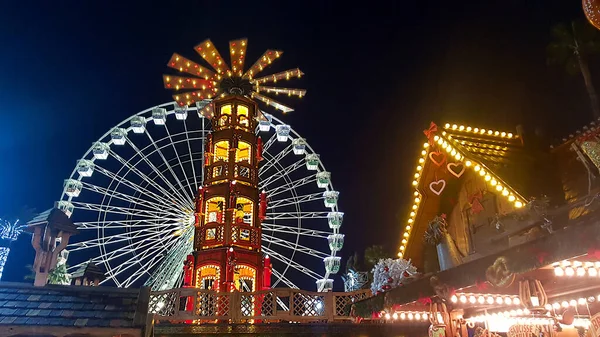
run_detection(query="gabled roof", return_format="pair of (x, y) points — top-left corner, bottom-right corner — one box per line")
(0, 282), (149, 331)
(398, 122), (529, 260)
(71, 262), (106, 280)
(26, 208), (78, 235)
(551, 118), (600, 150)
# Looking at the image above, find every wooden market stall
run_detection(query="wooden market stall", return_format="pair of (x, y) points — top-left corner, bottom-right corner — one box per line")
(353, 121), (600, 337)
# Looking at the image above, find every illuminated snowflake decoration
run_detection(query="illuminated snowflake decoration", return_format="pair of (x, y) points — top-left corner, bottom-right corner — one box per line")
(163, 38), (305, 113)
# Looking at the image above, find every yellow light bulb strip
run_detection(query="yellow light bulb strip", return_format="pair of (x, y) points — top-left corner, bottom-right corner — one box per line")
(397, 142), (430, 259)
(167, 53), (216, 80)
(229, 38), (248, 77)
(384, 311), (430, 321)
(251, 92), (294, 113)
(162, 75), (216, 92)
(252, 68), (304, 84)
(553, 260), (600, 277)
(254, 85), (306, 98)
(437, 133), (526, 208)
(443, 123), (516, 140)
(194, 39), (231, 76)
(451, 293), (521, 306)
(243, 50), (283, 79)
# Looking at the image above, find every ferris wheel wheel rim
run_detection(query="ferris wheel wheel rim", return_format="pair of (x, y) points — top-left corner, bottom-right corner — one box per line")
(60, 101), (342, 290)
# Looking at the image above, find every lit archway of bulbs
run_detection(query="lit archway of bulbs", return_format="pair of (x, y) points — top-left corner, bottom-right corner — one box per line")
(553, 260), (600, 278)
(398, 142), (430, 258)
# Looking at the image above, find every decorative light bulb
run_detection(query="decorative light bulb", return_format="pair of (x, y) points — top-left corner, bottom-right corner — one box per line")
(565, 267), (575, 276)
(554, 267), (564, 276)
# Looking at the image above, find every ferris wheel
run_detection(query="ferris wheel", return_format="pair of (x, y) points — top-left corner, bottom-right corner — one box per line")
(56, 101), (345, 291)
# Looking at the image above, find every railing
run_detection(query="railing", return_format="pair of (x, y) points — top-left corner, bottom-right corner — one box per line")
(149, 288), (371, 323)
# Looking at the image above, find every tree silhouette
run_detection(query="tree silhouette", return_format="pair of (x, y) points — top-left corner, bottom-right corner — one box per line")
(548, 19), (600, 119)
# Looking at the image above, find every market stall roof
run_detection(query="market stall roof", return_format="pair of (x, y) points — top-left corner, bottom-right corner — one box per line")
(402, 122), (563, 267)
(0, 282), (151, 336)
(354, 197), (600, 318)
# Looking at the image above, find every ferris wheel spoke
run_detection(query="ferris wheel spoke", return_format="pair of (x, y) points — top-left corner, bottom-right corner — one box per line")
(69, 227), (175, 251)
(261, 223), (330, 238)
(112, 234), (181, 281)
(71, 201), (183, 219)
(124, 138), (192, 207)
(163, 123), (197, 199)
(263, 175), (316, 199)
(111, 236), (181, 287)
(182, 118), (201, 191)
(259, 132), (278, 154)
(264, 212), (329, 220)
(259, 157), (305, 188)
(145, 227), (193, 290)
(270, 269), (298, 290)
(95, 160), (187, 211)
(267, 192), (324, 209)
(262, 234), (329, 260)
(262, 247), (321, 281)
(78, 218), (180, 229)
(80, 182), (176, 214)
(142, 130), (195, 204)
(95, 231), (179, 272)
(73, 219), (180, 230)
(258, 144), (293, 175)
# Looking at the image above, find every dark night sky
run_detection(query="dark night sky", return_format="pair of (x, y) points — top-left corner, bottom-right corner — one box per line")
(0, 0), (595, 284)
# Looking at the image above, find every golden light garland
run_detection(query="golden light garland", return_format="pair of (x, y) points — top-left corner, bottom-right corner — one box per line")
(397, 142), (429, 259)
(553, 260), (600, 277)
(383, 311), (430, 321)
(451, 293), (521, 306)
(443, 123), (516, 139)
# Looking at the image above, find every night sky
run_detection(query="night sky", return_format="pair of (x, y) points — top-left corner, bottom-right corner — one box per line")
(0, 1), (595, 284)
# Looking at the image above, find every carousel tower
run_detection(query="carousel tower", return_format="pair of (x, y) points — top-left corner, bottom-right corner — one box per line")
(163, 38), (305, 292)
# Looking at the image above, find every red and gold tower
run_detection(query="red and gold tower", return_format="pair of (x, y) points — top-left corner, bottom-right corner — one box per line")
(192, 94), (270, 292)
(164, 38), (305, 294)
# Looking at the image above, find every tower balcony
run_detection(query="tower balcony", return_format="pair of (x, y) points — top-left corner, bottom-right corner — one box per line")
(197, 223), (225, 248)
(230, 222), (261, 250)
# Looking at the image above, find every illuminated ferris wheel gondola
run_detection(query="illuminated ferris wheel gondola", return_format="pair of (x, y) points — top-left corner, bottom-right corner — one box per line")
(56, 39), (345, 292)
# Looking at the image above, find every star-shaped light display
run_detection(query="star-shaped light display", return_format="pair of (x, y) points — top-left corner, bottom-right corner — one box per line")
(163, 38), (305, 113)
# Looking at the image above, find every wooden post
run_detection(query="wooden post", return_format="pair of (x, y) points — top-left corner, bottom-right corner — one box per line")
(325, 291), (334, 321)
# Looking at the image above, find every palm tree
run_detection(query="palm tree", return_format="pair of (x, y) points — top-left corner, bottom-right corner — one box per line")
(0, 219), (27, 280)
(363, 245), (389, 270)
(48, 263), (70, 285)
(548, 19), (600, 119)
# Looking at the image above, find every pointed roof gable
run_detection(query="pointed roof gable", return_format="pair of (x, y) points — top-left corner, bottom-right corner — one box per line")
(398, 122), (529, 262)
(26, 208), (79, 234)
(71, 261), (106, 280)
